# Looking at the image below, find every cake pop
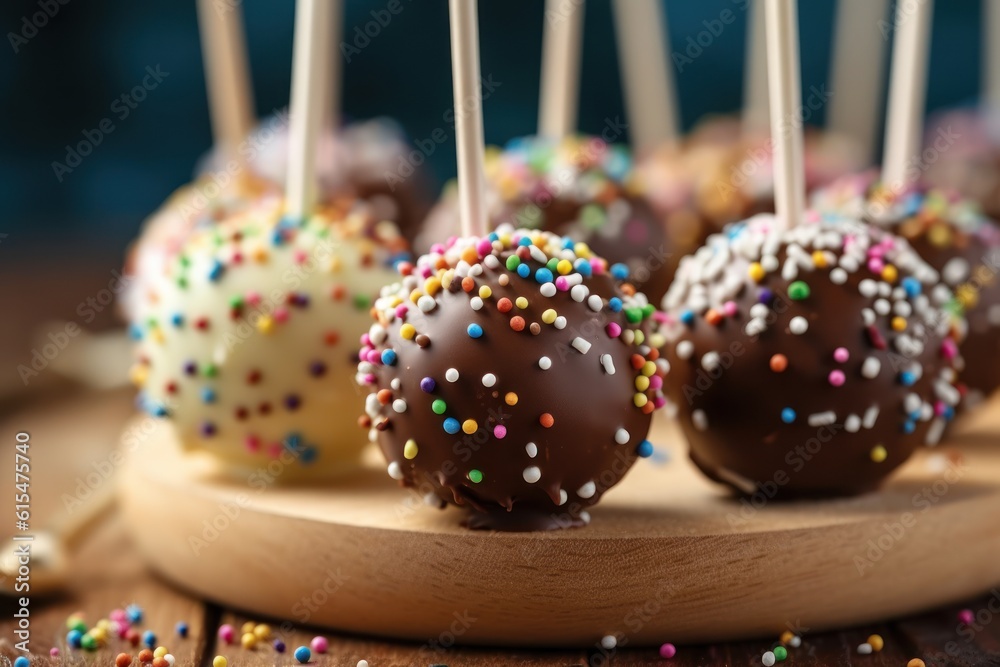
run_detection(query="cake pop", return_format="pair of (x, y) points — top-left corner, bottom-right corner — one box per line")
(130, 194), (407, 477)
(660, 213), (962, 496)
(358, 226), (666, 528)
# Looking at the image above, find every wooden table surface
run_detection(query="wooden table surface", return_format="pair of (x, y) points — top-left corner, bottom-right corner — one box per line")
(1, 387), (999, 667)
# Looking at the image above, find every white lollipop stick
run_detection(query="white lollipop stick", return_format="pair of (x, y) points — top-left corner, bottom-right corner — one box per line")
(322, 1), (345, 132)
(449, 0), (487, 238)
(882, 0), (933, 190)
(612, 0), (679, 154)
(196, 0), (254, 155)
(828, 0), (891, 162)
(286, 0), (334, 218)
(538, 0), (585, 139)
(984, 0), (1000, 115)
(764, 0), (805, 230)
(743, 0), (769, 136)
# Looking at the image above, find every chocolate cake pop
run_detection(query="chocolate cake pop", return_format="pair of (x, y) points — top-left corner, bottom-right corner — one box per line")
(814, 174), (1000, 404)
(659, 213), (963, 497)
(357, 226), (667, 529)
(417, 135), (675, 302)
(130, 194), (408, 479)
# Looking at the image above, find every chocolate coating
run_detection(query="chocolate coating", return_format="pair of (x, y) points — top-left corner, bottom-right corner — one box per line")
(660, 215), (962, 497)
(358, 228), (668, 530)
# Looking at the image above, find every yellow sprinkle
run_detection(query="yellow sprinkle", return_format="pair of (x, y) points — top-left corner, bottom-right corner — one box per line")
(574, 242), (592, 258)
(867, 634), (884, 652)
(462, 419), (478, 434)
(812, 250), (827, 268)
(633, 393), (649, 408)
(478, 285), (492, 299)
(927, 223), (952, 247)
(403, 439), (419, 459)
(424, 277), (442, 295)
(881, 264), (898, 283)
(400, 323), (416, 340)
(748, 262), (765, 282)
(556, 259), (573, 275)
(634, 330), (645, 346)
(252, 247), (268, 263)
(515, 296), (528, 309)
(96, 620), (111, 631)
(213, 657), (228, 667)
(871, 445), (888, 463)
(440, 272), (453, 291)
(253, 624), (271, 640)
(409, 289), (423, 304)
(240, 633), (256, 650)
(779, 631), (795, 645)
(328, 255), (342, 272)
(891, 316), (907, 332)
(151, 328), (165, 344)
(505, 392), (518, 406)
(641, 360), (657, 377)
(256, 316), (274, 334)
(129, 364), (148, 387)
(542, 309), (557, 324)
(387, 296), (403, 308)
(241, 622), (255, 635)
(90, 627), (107, 642)
(154, 647), (168, 658)
(957, 283), (979, 309)
(635, 376), (650, 391)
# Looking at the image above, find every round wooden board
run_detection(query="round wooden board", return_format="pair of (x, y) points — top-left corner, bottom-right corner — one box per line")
(119, 406), (1000, 648)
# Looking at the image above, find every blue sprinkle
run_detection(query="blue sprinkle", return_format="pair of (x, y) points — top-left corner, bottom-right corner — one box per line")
(284, 433), (303, 451)
(294, 646), (312, 664)
(562, 237), (575, 250)
(279, 215), (304, 228)
(151, 403), (169, 418)
(128, 324), (144, 341)
(467, 323), (484, 338)
(902, 192), (923, 216)
(176, 621), (189, 638)
(443, 418), (461, 434)
(381, 349), (398, 365)
(488, 232), (499, 242)
(516, 263), (531, 278)
(518, 236), (533, 246)
(575, 259), (593, 277)
(680, 309), (696, 326)
(300, 446), (318, 464)
(170, 312), (184, 327)
(201, 388), (216, 404)
(14, 656), (29, 667)
(420, 377), (436, 393)
(207, 259), (224, 282)
(902, 276), (922, 298)
(535, 268), (554, 284)
(271, 229), (285, 246)
(67, 630), (83, 648)
(942, 405), (955, 420)
(781, 408), (796, 424)
(636, 440), (654, 458)
(126, 604), (143, 624)
(608, 297), (623, 313)
(142, 630), (156, 648)
(900, 371), (916, 386)
(902, 419), (916, 434)
(909, 410), (922, 421)
(610, 263), (629, 280)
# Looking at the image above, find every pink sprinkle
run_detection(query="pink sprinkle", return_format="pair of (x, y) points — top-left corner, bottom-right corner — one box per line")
(804, 210), (820, 223)
(245, 291), (262, 306)
(555, 276), (570, 291)
(649, 376), (663, 390)
(941, 338), (958, 359)
(659, 642), (676, 659)
(828, 370), (846, 387)
(606, 322), (622, 338)
(867, 258), (884, 273)
(362, 374), (376, 384)
(493, 425), (507, 439)
(50, 648), (60, 658)
(110, 609), (127, 624)
(112, 621), (128, 638)
(430, 243), (445, 254)
(366, 349), (382, 364)
(959, 609), (975, 625)
(360, 333), (372, 347)
(294, 249), (308, 264)
(869, 245), (886, 258)
(723, 301), (738, 317)
(395, 304), (409, 318)
(219, 624), (235, 644)
(654, 396), (667, 409)
(245, 436), (261, 452)
(267, 443), (283, 459)
(274, 307), (289, 323)
(833, 347), (849, 363)
(590, 258), (607, 275)
(934, 401), (949, 417)
(310, 636), (329, 654)
(476, 239), (493, 256)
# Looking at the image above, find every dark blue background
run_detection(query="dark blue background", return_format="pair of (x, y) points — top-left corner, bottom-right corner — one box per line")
(0, 0), (983, 252)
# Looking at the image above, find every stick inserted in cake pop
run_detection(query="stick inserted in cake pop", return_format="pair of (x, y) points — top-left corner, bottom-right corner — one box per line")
(612, 0), (678, 154)
(538, 0), (584, 139)
(882, 0), (933, 190)
(984, 0), (1000, 134)
(764, 0), (805, 229)
(743, 0), (770, 136)
(827, 0), (890, 163)
(448, 0), (487, 237)
(286, 0), (334, 219)
(196, 0), (254, 158)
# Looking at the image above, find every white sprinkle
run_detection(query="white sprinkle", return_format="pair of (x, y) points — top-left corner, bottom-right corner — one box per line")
(676, 340), (694, 359)
(570, 284), (589, 302)
(522, 466), (541, 483)
(789, 636), (802, 648)
(844, 414), (861, 433)
(761, 254), (779, 271)
(789, 316), (808, 335)
(165, 656), (175, 667)
(446, 368), (459, 382)
(387, 462), (404, 480)
(483, 254), (500, 269)
(808, 411), (836, 427)
(830, 267), (847, 284)
(580, 510), (591, 525)
(863, 405), (880, 429)
(417, 295), (436, 312)
(925, 418), (946, 445)
(526, 442), (537, 457)
(392, 399), (407, 413)
(368, 324), (387, 345)
(600, 635), (617, 650)
(861, 357), (881, 379)
(539, 356), (552, 370)
(692, 409), (708, 431)
(904, 393), (922, 414)
(390, 378), (401, 390)
(874, 298), (891, 316)
(701, 351), (721, 372)
(423, 493), (439, 507)
(942, 257), (970, 285)
(572, 337), (592, 354)
(558, 489), (568, 505)
(540, 282), (557, 297)
(529, 245), (547, 264)
(935, 380), (961, 406)
(482, 373), (496, 387)
(862, 308), (876, 326)
(859, 279), (878, 298)
(554, 316), (567, 329)
(614, 428), (630, 445)
(857, 643), (872, 655)
(470, 296), (484, 311)
(749, 303), (770, 319)
(894, 300), (912, 317)
(587, 294), (604, 311)
(577, 481), (596, 498)
(762, 651), (776, 666)
(600, 354), (616, 375)
(744, 318), (766, 337)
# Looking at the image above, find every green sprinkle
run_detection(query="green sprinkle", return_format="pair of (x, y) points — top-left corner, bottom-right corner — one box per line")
(624, 307), (643, 324)
(506, 255), (521, 271)
(431, 399), (447, 415)
(641, 304), (656, 319)
(788, 281), (810, 300)
(546, 257), (559, 272)
(580, 204), (606, 231)
(468, 469), (483, 483)
(202, 363), (218, 378)
(352, 294), (370, 310)
(81, 634), (97, 651)
(773, 646), (788, 661)
(177, 276), (188, 289)
(229, 296), (244, 310)
(179, 255), (191, 268)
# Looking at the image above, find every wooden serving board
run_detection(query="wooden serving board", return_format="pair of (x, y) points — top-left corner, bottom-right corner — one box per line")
(118, 404), (1000, 648)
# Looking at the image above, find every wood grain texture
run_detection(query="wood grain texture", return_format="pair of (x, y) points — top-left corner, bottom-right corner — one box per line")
(119, 400), (1000, 648)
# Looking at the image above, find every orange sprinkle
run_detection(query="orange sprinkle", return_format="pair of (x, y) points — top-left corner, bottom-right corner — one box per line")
(769, 354), (788, 372)
(497, 297), (513, 313)
(376, 389), (393, 405)
(630, 354), (646, 370)
(510, 316), (525, 332)
(461, 276), (475, 292)
(539, 413), (554, 428)
(705, 309), (723, 326)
